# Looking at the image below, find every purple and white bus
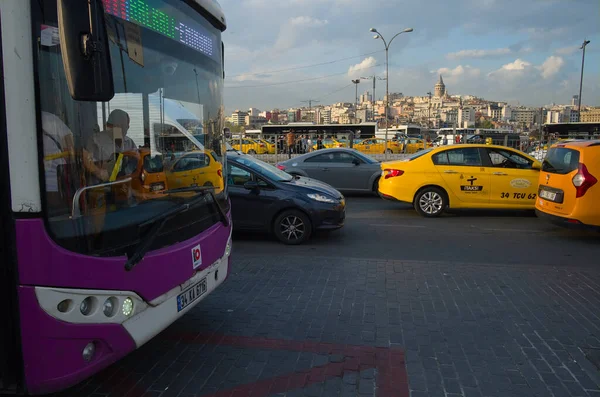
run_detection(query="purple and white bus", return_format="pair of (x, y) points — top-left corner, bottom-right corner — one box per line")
(0, 0), (231, 394)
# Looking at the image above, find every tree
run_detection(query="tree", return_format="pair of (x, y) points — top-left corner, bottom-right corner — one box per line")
(476, 119), (494, 129)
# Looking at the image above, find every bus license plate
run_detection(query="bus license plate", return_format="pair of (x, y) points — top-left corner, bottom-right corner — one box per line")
(176, 278), (207, 312)
(540, 190), (557, 201)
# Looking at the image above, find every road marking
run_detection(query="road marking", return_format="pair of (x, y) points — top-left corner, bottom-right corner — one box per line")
(482, 228), (541, 233)
(369, 224), (426, 228)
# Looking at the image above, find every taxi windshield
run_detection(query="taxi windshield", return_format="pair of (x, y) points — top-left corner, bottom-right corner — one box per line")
(35, 0), (226, 256)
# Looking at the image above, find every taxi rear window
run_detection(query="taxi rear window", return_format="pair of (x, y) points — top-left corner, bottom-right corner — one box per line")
(542, 148), (580, 175)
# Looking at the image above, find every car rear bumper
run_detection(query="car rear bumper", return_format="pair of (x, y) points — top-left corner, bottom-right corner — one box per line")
(535, 209), (600, 232)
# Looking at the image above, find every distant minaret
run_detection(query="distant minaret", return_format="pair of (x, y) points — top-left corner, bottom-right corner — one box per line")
(434, 75), (446, 98)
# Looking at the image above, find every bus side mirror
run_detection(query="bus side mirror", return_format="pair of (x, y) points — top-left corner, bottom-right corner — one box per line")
(57, 0), (114, 101)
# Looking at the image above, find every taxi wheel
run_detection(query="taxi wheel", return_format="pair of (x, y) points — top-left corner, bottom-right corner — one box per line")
(274, 210), (312, 245)
(385, 149), (393, 154)
(414, 187), (447, 218)
(247, 149), (257, 155)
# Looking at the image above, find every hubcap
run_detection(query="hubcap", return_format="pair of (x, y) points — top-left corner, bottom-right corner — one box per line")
(419, 191), (443, 215)
(281, 216), (305, 241)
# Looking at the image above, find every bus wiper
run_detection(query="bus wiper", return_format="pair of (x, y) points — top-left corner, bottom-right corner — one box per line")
(124, 187), (228, 271)
(161, 186), (229, 228)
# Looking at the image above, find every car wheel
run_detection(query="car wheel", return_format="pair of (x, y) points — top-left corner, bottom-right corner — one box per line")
(372, 177), (380, 193)
(203, 181), (213, 187)
(385, 149), (393, 154)
(247, 149), (256, 155)
(274, 210), (312, 245)
(414, 187), (447, 217)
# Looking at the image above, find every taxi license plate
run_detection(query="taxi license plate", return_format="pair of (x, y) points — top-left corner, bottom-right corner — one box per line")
(539, 189), (557, 201)
(176, 278), (207, 312)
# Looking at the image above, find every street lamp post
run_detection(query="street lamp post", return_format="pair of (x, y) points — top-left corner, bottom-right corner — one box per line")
(577, 39), (591, 121)
(360, 75), (386, 121)
(369, 27), (413, 158)
(427, 91), (432, 129)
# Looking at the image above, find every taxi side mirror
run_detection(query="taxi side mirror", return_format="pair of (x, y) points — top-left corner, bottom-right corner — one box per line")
(532, 161), (542, 170)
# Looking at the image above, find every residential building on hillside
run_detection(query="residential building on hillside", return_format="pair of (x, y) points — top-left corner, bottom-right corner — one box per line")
(580, 108), (600, 122)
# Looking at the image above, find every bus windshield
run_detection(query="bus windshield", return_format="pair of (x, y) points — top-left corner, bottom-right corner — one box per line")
(35, 0), (226, 255)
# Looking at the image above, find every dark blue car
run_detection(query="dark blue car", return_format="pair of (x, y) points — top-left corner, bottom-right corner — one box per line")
(226, 152), (345, 244)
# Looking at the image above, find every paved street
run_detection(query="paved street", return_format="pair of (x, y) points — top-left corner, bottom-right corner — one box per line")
(55, 196), (600, 397)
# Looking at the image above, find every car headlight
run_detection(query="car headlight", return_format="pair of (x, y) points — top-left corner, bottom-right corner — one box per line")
(307, 193), (337, 203)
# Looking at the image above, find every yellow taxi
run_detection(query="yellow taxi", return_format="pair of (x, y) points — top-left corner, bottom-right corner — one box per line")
(535, 140), (600, 230)
(353, 138), (402, 154)
(402, 138), (430, 154)
(378, 144), (542, 217)
(258, 138), (276, 154)
(166, 150), (224, 194)
(230, 138), (268, 154)
(313, 138), (345, 150)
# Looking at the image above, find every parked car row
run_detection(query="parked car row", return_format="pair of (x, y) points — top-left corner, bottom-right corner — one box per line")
(227, 137), (432, 156)
(269, 141), (600, 232)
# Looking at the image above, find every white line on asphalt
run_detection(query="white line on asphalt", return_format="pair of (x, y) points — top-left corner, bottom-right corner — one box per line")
(481, 228), (540, 233)
(369, 224), (426, 228)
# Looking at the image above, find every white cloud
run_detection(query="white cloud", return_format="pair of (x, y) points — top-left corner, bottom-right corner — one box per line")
(447, 48), (511, 60)
(488, 59), (533, 77)
(436, 65), (481, 79)
(537, 55), (565, 79)
(348, 57), (377, 76)
(555, 45), (579, 55)
(288, 16), (329, 27)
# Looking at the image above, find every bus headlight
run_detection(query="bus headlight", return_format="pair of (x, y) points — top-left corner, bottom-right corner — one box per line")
(103, 297), (117, 317)
(122, 297), (134, 317)
(80, 297), (94, 316)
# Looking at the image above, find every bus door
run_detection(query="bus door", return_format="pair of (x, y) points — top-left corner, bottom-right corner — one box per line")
(0, 28), (23, 391)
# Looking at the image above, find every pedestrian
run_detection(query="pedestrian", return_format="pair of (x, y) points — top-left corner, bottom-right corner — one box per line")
(348, 131), (354, 149)
(307, 135), (313, 152)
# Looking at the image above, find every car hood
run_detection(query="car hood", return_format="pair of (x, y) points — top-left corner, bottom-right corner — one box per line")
(282, 176), (343, 200)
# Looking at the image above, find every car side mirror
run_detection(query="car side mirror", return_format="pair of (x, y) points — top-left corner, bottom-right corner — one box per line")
(352, 159), (360, 166)
(532, 160), (542, 170)
(244, 181), (259, 190)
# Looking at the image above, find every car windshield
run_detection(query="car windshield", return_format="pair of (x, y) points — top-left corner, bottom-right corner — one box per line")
(35, 0), (226, 255)
(233, 156), (294, 182)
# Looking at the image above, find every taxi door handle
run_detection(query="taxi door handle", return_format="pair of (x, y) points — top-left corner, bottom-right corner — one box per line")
(493, 172), (508, 176)
(444, 170), (458, 174)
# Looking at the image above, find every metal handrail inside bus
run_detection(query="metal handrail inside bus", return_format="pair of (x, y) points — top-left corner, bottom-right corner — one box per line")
(71, 178), (132, 219)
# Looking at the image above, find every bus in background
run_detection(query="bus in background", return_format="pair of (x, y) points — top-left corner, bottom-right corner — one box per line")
(0, 0), (231, 394)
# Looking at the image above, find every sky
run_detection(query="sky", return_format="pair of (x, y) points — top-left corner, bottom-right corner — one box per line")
(218, 0), (600, 114)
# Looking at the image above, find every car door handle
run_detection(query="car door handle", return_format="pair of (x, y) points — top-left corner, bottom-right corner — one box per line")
(321, 168), (329, 171)
(493, 172), (508, 176)
(444, 170), (458, 174)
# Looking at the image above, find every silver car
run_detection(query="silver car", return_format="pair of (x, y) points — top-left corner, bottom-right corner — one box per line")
(275, 148), (382, 193)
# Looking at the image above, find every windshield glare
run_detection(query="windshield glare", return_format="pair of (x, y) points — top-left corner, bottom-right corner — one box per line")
(233, 156), (293, 182)
(36, 0), (226, 255)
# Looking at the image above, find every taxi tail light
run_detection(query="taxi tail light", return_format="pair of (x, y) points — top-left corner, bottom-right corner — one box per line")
(572, 163), (597, 198)
(217, 169), (222, 178)
(259, 143), (265, 147)
(384, 169), (404, 179)
(276, 164), (286, 171)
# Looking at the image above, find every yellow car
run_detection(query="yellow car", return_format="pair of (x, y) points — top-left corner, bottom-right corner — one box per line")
(166, 150), (224, 194)
(231, 138), (268, 154)
(378, 144), (542, 217)
(313, 138), (345, 150)
(536, 140), (600, 230)
(402, 138), (430, 154)
(258, 138), (276, 154)
(354, 138), (402, 154)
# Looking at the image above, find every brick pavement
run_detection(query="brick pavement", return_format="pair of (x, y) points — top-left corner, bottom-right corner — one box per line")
(54, 254), (600, 397)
